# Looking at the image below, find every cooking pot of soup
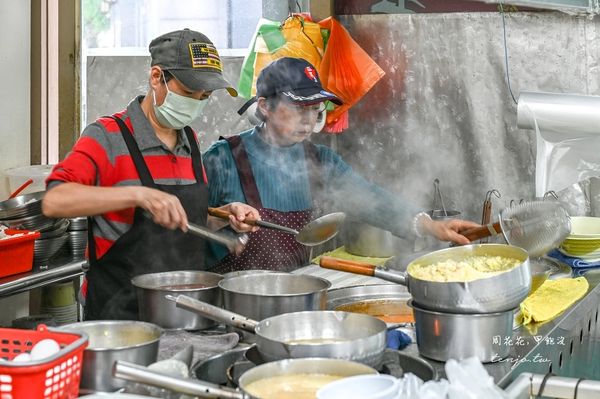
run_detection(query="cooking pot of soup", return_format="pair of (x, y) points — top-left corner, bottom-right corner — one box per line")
(132, 270), (223, 330)
(320, 243), (531, 314)
(167, 294), (387, 368)
(326, 284), (413, 327)
(114, 357), (377, 399)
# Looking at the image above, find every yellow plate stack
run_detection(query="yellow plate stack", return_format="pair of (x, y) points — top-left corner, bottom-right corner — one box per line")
(559, 216), (600, 260)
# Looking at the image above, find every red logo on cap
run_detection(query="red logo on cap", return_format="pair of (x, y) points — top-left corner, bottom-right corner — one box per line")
(304, 66), (318, 82)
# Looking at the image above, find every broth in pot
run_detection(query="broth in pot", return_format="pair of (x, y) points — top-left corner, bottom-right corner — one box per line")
(244, 373), (344, 399)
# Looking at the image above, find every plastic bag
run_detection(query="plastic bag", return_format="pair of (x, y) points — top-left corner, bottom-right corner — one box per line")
(445, 358), (509, 399)
(317, 17), (386, 128)
(239, 15), (325, 99)
(238, 18), (285, 99)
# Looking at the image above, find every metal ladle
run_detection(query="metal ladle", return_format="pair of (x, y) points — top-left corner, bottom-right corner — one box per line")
(143, 211), (247, 254)
(208, 207), (346, 246)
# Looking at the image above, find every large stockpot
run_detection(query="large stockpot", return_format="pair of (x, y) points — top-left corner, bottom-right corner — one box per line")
(219, 273), (331, 321)
(409, 301), (514, 363)
(342, 221), (403, 257)
(114, 357), (377, 399)
(59, 320), (163, 393)
(321, 243), (531, 314)
(169, 294), (387, 368)
(132, 270), (223, 330)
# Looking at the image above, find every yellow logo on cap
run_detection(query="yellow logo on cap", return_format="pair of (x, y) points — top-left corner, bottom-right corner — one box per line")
(189, 42), (223, 71)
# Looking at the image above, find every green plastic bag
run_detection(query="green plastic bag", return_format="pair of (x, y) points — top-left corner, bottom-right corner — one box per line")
(238, 18), (285, 99)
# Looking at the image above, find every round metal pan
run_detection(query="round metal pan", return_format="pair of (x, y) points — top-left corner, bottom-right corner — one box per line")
(326, 284), (412, 328)
(168, 294), (387, 368)
(321, 243), (531, 314)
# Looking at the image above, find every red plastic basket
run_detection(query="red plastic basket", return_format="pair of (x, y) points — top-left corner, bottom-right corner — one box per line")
(0, 229), (40, 278)
(0, 324), (88, 399)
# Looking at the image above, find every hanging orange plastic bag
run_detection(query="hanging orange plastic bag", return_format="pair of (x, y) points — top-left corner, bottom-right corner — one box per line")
(317, 17), (385, 128)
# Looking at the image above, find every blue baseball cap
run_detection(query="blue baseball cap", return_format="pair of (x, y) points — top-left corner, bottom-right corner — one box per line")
(238, 57), (342, 115)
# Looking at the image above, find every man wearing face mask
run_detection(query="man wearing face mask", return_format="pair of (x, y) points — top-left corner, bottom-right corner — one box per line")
(43, 29), (260, 320)
(203, 57), (480, 273)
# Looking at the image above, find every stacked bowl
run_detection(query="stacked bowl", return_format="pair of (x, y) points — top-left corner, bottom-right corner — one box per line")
(559, 216), (600, 261)
(67, 217), (88, 258)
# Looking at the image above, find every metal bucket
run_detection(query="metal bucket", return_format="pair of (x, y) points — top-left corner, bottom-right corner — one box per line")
(59, 320), (162, 393)
(132, 270), (223, 330)
(409, 301), (513, 363)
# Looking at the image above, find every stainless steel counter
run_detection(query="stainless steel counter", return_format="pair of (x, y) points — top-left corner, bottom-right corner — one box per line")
(0, 255), (87, 297)
(294, 260), (600, 388)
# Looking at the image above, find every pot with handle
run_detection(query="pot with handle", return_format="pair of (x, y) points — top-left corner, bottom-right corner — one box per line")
(114, 357), (377, 399)
(219, 272), (330, 321)
(320, 243), (531, 314)
(166, 294), (387, 368)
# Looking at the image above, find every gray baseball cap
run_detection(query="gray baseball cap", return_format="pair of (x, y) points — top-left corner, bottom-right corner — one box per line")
(149, 28), (237, 96)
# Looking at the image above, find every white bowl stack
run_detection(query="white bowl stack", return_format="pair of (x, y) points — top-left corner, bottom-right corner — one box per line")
(559, 216), (600, 261)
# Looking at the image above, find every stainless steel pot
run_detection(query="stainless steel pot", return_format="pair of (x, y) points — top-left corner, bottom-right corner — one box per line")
(169, 294), (387, 368)
(321, 243), (531, 314)
(59, 320), (163, 393)
(219, 273), (330, 321)
(132, 270), (223, 330)
(409, 300), (514, 363)
(115, 357), (377, 399)
(343, 221), (402, 257)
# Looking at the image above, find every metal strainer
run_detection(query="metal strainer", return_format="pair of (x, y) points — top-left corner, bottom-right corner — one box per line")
(462, 200), (571, 257)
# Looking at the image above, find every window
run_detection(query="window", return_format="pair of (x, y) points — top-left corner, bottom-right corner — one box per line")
(82, 0), (262, 52)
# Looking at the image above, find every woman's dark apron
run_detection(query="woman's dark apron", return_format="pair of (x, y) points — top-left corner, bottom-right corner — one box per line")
(210, 135), (322, 273)
(85, 116), (208, 320)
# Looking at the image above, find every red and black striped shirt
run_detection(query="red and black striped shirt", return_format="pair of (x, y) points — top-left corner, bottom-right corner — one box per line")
(47, 96), (207, 259)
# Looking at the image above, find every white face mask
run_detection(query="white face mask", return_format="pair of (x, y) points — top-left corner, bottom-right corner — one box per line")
(153, 75), (207, 129)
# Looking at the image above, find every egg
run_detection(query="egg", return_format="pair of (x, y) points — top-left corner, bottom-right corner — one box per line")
(12, 353), (32, 362)
(30, 339), (60, 360)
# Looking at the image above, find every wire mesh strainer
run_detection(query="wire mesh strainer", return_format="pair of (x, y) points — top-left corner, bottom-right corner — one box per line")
(462, 200), (571, 257)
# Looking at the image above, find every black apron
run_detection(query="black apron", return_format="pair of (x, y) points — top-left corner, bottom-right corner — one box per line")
(210, 135), (323, 273)
(85, 116), (208, 320)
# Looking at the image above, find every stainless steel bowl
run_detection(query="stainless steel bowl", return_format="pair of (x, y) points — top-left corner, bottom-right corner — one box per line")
(0, 191), (45, 219)
(59, 320), (163, 393)
(2, 212), (57, 231)
(409, 300), (514, 363)
(132, 270), (223, 330)
(39, 219), (70, 239)
(34, 234), (68, 265)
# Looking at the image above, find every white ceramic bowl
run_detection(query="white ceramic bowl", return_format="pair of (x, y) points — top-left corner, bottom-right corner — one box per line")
(317, 374), (399, 399)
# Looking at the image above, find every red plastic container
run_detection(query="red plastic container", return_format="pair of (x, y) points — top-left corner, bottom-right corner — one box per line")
(0, 324), (88, 399)
(0, 229), (40, 278)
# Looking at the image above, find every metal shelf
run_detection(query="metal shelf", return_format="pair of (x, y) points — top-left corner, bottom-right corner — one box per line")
(0, 257), (87, 297)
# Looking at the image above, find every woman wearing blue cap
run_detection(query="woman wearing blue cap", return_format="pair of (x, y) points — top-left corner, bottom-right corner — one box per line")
(43, 29), (260, 319)
(203, 57), (479, 273)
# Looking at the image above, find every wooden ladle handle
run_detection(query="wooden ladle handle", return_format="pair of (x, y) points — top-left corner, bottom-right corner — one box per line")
(319, 256), (376, 277)
(461, 222), (502, 242)
(208, 207), (259, 226)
